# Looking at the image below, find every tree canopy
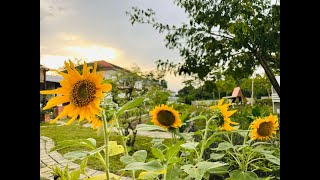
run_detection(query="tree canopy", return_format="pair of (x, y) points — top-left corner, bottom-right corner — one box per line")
(127, 0), (280, 97)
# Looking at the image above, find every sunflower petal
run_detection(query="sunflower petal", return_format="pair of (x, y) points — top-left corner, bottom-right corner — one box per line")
(101, 83), (112, 92)
(40, 88), (69, 95)
(218, 99), (224, 106)
(223, 110), (237, 118)
(66, 115), (78, 125)
(43, 96), (69, 110)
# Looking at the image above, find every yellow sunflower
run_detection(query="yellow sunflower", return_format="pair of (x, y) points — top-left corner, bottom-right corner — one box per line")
(150, 104), (181, 129)
(210, 99), (238, 131)
(91, 115), (114, 129)
(91, 116), (103, 129)
(40, 60), (112, 125)
(250, 114), (279, 140)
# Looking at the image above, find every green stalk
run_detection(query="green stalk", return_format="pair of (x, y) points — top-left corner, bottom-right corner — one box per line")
(199, 117), (214, 161)
(114, 114), (135, 180)
(102, 112), (110, 180)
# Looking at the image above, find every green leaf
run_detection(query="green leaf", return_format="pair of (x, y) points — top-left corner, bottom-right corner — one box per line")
(69, 170), (80, 180)
(136, 124), (167, 132)
(64, 151), (89, 160)
(116, 96), (145, 117)
(122, 160), (164, 171)
(166, 141), (184, 164)
(199, 161), (228, 174)
(265, 154), (280, 165)
(181, 161), (228, 180)
(133, 150), (148, 162)
(206, 164), (228, 174)
(80, 158), (88, 176)
(138, 171), (161, 180)
(180, 112), (190, 121)
(88, 144), (106, 156)
(210, 152), (225, 160)
(226, 170), (259, 180)
(86, 138), (96, 147)
(251, 141), (271, 146)
(151, 148), (164, 161)
(212, 142), (234, 151)
(120, 155), (136, 165)
(181, 164), (202, 180)
(108, 141), (125, 156)
(166, 164), (181, 180)
(186, 115), (207, 122)
(252, 145), (274, 154)
(180, 142), (199, 150)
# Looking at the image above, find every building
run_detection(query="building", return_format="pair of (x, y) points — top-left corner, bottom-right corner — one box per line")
(223, 87), (247, 105)
(271, 76), (280, 114)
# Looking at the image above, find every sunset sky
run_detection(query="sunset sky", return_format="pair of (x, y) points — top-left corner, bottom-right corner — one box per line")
(40, 0), (189, 92)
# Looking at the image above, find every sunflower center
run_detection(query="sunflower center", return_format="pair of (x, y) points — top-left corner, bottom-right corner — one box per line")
(257, 122), (274, 137)
(157, 110), (175, 126)
(71, 80), (96, 107)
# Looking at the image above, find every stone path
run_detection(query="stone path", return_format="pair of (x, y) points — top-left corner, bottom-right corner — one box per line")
(40, 136), (131, 180)
(40, 116), (174, 179)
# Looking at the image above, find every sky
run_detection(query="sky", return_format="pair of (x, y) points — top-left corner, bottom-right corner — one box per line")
(40, 0), (189, 92)
(40, 0), (276, 92)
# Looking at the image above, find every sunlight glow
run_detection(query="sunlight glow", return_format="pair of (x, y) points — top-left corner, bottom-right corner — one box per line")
(65, 45), (117, 61)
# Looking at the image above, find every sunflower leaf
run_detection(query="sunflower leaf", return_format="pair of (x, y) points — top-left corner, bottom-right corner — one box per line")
(64, 151), (89, 160)
(186, 115), (207, 122)
(264, 154), (280, 165)
(166, 141), (184, 164)
(226, 170), (259, 180)
(116, 96), (145, 117)
(212, 142), (234, 151)
(151, 148), (164, 161)
(121, 160), (164, 171)
(133, 150), (148, 162)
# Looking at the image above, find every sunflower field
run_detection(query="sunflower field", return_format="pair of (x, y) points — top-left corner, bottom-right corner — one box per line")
(40, 61), (280, 180)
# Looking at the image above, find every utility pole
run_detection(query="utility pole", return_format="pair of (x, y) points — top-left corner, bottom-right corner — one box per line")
(251, 73), (256, 106)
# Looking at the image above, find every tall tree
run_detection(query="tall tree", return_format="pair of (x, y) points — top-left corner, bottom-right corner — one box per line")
(127, 0), (280, 97)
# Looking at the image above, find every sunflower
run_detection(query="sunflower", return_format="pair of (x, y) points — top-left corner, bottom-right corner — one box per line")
(91, 116), (103, 129)
(250, 114), (279, 140)
(91, 113), (114, 129)
(150, 104), (181, 129)
(210, 99), (238, 131)
(40, 60), (112, 125)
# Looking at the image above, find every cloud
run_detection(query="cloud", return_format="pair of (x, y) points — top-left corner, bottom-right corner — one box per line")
(40, 0), (75, 22)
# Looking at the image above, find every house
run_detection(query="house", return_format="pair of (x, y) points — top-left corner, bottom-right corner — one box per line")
(86, 60), (130, 80)
(223, 87), (247, 104)
(271, 76), (280, 114)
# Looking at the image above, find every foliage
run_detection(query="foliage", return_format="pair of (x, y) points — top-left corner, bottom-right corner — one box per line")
(213, 132), (280, 179)
(232, 104), (273, 130)
(215, 75), (237, 96)
(240, 74), (272, 98)
(110, 65), (168, 106)
(126, 0), (280, 97)
(50, 164), (80, 180)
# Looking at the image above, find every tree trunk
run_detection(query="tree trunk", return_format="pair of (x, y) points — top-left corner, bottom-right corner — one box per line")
(253, 52), (280, 98)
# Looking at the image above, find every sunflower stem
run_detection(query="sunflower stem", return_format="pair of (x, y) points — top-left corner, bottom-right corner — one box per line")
(102, 111), (110, 180)
(199, 117), (213, 161)
(114, 114), (135, 180)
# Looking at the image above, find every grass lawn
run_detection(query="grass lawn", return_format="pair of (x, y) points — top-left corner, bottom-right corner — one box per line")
(40, 122), (170, 177)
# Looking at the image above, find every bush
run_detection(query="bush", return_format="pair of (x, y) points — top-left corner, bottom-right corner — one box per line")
(256, 98), (272, 106)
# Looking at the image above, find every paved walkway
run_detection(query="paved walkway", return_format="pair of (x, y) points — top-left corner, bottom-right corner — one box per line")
(40, 118), (174, 179)
(40, 136), (131, 180)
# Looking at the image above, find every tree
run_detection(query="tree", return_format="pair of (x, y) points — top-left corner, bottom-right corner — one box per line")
(215, 75), (237, 96)
(240, 74), (271, 98)
(127, 0), (280, 97)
